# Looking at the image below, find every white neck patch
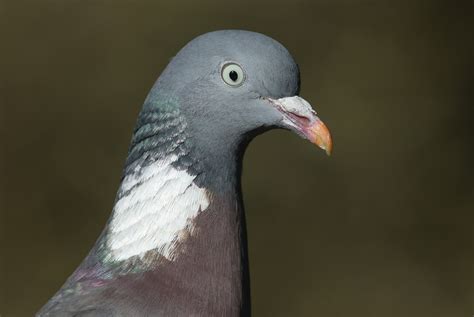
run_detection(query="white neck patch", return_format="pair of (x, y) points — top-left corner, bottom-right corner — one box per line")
(107, 155), (210, 262)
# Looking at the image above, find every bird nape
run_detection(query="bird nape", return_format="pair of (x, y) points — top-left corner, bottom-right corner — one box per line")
(37, 30), (332, 317)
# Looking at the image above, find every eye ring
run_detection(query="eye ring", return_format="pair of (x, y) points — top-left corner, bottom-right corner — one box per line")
(221, 62), (245, 87)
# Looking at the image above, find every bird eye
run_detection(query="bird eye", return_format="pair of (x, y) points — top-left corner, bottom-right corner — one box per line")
(221, 63), (245, 87)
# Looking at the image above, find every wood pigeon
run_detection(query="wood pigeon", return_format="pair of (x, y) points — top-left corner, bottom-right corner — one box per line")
(37, 30), (332, 316)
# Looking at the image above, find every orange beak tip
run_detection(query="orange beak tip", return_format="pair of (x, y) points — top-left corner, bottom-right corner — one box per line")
(309, 117), (333, 156)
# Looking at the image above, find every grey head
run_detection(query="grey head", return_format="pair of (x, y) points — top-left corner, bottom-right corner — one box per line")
(140, 30), (332, 188)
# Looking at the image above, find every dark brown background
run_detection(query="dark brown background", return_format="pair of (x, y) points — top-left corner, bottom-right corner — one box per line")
(1, 1), (473, 316)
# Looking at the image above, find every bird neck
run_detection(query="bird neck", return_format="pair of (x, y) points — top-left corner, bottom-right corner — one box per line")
(83, 124), (250, 314)
(70, 100), (251, 314)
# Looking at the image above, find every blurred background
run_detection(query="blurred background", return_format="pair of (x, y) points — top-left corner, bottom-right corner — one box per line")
(1, 0), (473, 316)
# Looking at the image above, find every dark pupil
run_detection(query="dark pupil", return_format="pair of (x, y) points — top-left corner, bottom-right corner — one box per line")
(229, 70), (238, 82)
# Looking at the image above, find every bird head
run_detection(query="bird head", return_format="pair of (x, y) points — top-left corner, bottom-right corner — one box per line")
(145, 30), (332, 163)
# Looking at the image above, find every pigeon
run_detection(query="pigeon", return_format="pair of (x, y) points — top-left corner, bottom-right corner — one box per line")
(37, 30), (332, 317)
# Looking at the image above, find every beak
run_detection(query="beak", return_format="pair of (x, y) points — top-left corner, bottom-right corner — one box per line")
(267, 96), (333, 155)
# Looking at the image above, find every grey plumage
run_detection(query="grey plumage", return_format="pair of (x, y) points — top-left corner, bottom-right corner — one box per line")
(37, 30), (331, 316)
